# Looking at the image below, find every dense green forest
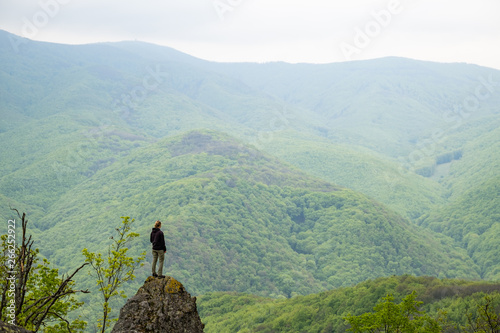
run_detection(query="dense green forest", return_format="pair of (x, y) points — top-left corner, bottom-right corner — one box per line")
(1, 29), (499, 222)
(198, 275), (500, 332)
(0, 29), (499, 331)
(16, 131), (479, 297)
(419, 177), (500, 281)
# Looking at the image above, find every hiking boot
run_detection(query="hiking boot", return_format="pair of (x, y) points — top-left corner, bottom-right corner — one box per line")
(153, 273), (158, 277)
(158, 275), (165, 278)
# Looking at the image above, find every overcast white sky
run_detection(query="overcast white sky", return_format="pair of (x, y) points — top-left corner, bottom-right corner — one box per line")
(1, 0), (499, 69)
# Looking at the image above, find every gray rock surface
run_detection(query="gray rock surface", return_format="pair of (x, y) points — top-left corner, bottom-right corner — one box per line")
(112, 276), (205, 333)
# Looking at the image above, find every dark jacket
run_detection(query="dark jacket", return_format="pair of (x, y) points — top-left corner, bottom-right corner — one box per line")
(150, 228), (166, 252)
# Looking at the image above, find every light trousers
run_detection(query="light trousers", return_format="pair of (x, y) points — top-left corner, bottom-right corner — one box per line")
(152, 249), (165, 276)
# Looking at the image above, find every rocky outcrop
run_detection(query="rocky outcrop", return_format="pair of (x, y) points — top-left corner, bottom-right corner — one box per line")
(112, 276), (205, 333)
(0, 321), (33, 333)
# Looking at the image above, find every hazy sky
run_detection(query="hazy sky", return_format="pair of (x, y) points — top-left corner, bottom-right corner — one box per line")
(1, 0), (499, 69)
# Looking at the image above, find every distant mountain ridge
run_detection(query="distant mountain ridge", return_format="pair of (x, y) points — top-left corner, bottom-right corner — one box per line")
(0, 29), (498, 300)
(1, 30), (498, 217)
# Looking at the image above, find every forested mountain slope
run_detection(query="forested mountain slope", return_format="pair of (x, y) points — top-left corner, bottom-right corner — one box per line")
(207, 57), (500, 156)
(198, 275), (500, 333)
(260, 130), (447, 219)
(33, 131), (479, 297)
(2, 29), (499, 222)
(0, 30), (498, 302)
(419, 177), (500, 281)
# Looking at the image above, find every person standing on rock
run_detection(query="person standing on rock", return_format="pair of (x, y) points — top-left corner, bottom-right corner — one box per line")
(150, 220), (166, 278)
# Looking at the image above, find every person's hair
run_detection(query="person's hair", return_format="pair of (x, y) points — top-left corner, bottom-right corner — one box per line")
(154, 220), (161, 228)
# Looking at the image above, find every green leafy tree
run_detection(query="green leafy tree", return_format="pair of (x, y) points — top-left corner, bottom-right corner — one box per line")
(22, 259), (88, 333)
(82, 216), (146, 333)
(466, 294), (500, 333)
(344, 291), (441, 333)
(0, 210), (88, 332)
